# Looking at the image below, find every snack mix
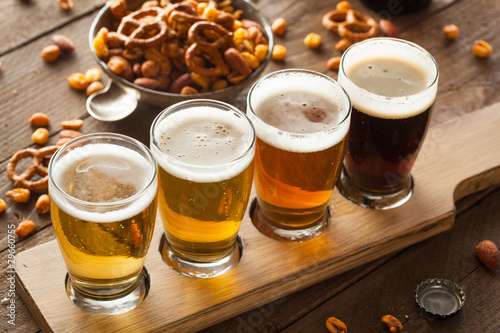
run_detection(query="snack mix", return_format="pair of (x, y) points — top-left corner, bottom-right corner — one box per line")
(93, 0), (270, 94)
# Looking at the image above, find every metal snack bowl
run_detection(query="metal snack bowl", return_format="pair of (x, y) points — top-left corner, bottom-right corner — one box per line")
(87, 0), (274, 121)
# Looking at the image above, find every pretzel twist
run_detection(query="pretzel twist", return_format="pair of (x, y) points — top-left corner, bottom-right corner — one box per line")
(116, 7), (170, 48)
(185, 43), (230, 77)
(322, 9), (379, 42)
(7, 146), (58, 192)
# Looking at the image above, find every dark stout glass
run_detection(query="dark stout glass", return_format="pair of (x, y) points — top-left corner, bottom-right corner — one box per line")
(337, 38), (438, 209)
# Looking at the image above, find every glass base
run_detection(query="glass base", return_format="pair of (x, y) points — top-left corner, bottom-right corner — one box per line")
(250, 199), (331, 242)
(160, 234), (242, 278)
(65, 268), (150, 315)
(337, 168), (413, 210)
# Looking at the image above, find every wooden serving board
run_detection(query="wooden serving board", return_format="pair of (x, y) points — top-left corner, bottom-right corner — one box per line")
(16, 102), (500, 332)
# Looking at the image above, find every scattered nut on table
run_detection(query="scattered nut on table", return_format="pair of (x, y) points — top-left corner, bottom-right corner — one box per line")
(442, 24), (459, 39)
(41, 45), (61, 62)
(35, 194), (50, 214)
(0, 199), (6, 213)
(32, 128), (50, 145)
(29, 112), (50, 127)
(86, 81), (105, 96)
(327, 56), (341, 70)
(379, 19), (399, 38)
(304, 33), (322, 49)
(57, 0), (73, 11)
(476, 240), (499, 270)
(272, 44), (287, 60)
(272, 18), (287, 36)
(67, 73), (91, 90)
(6, 188), (31, 203)
(61, 119), (84, 130)
(52, 34), (75, 53)
(15, 220), (36, 238)
(381, 314), (403, 332)
(472, 40), (492, 58)
(326, 316), (347, 333)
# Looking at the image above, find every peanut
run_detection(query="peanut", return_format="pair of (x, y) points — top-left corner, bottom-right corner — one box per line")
(56, 137), (72, 147)
(85, 68), (102, 82)
(41, 45), (61, 62)
(60, 129), (83, 139)
(379, 19), (399, 38)
(0, 199), (6, 213)
(381, 315), (403, 332)
(32, 128), (49, 144)
(57, 0), (73, 10)
(304, 33), (322, 49)
(141, 60), (160, 78)
(61, 119), (84, 130)
(327, 56), (341, 70)
(52, 34), (75, 52)
(15, 220), (36, 238)
(6, 188), (30, 203)
(472, 40), (492, 58)
(67, 73), (90, 90)
(335, 38), (353, 53)
(86, 81), (105, 96)
(271, 18), (287, 36)
(29, 113), (50, 127)
(336, 1), (352, 11)
(272, 44), (287, 61)
(35, 194), (50, 214)
(326, 316), (347, 333)
(442, 24), (459, 39)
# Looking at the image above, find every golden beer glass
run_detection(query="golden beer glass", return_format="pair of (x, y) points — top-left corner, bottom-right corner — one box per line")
(49, 133), (158, 315)
(150, 99), (255, 278)
(247, 69), (351, 242)
(336, 38), (439, 209)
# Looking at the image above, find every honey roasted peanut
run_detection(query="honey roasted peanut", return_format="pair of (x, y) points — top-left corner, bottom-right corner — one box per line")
(327, 56), (341, 70)
(381, 315), (403, 332)
(15, 220), (36, 238)
(472, 40), (492, 58)
(61, 119), (84, 130)
(326, 316), (347, 333)
(271, 18), (287, 36)
(35, 194), (50, 214)
(0, 199), (6, 213)
(442, 24), (459, 39)
(86, 81), (105, 96)
(41, 45), (61, 62)
(31, 128), (49, 145)
(67, 73), (90, 90)
(60, 129), (83, 139)
(6, 188), (31, 203)
(29, 113), (50, 127)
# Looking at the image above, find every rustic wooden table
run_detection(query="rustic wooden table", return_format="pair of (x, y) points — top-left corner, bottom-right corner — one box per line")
(1, 0), (499, 332)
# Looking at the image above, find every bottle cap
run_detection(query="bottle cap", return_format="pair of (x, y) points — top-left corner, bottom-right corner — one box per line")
(415, 278), (465, 319)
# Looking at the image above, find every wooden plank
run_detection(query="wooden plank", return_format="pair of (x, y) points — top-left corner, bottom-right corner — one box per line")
(1, 0), (105, 54)
(15, 101), (500, 332)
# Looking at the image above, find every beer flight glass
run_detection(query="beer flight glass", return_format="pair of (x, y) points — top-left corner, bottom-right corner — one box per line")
(247, 69), (351, 242)
(49, 133), (158, 315)
(150, 100), (255, 278)
(337, 38), (439, 209)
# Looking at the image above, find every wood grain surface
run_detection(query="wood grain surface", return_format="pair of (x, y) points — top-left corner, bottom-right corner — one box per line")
(1, 0), (499, 332)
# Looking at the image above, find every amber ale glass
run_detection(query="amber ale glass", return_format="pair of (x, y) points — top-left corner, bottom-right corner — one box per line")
(337, 38), (439, 209)
(150, 99), (255, 278)
(49, 133), (158, 315)
(247, 69), (351, 242)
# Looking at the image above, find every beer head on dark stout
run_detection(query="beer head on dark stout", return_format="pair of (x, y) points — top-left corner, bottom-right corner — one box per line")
(337, 38), (438, 209)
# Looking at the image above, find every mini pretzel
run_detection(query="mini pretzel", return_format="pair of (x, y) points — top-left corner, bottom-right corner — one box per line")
(7, 146), (58, 192)
(188, 21), (235, 51)
(322, 9), (379, 42)
(116, 7), (170, 48)
(185, 43), (230, 77)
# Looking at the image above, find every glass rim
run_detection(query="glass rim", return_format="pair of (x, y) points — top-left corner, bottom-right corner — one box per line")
(339, 37), (439, 101)
(246, 68), (352, 138)
(150, 99), (256, 170)
(48, 132), (158, 208)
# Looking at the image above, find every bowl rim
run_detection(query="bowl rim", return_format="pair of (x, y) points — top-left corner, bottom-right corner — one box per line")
(88, 0), (275, 99)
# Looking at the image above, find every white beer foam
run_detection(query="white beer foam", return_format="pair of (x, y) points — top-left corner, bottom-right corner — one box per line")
(152, 106), (255, 183)
(339, 39), (438, 119)
(247, 71), (351, 153)
(50, 144), (157, 223)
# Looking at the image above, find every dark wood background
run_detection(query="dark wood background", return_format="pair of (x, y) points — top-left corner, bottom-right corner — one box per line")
(1, 0), (499, 332)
